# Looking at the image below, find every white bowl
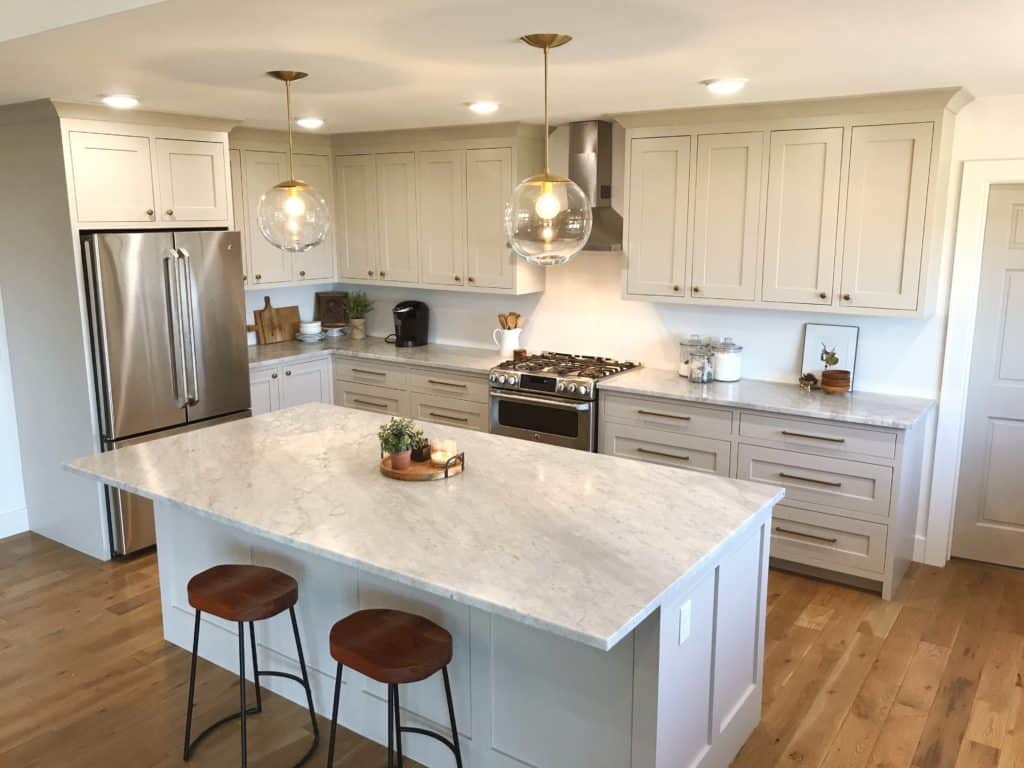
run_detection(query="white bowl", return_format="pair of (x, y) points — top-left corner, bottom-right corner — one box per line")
(299, 320), (322, 335)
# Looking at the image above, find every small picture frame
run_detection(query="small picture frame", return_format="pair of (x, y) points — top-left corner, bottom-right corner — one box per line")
(801, 323), (860, 385)
(314, 291), (349, 327)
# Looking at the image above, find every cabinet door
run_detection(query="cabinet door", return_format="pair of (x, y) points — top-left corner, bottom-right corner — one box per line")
(690, 132), (764, 301)
(762, 128), (843, 305)
(292, 154), (335, 281)
(250, 367), (281, 415)
(280, 358), (332, 408)
(68, 131), (155, 223)
(418, 150), (468, 287)
(375, 152), (419, 283)
(242, 150), (292, 286)
(625, 136), (691, 297)
(335, 154), (379, 280)
(154, 138), (228, 223)
(466, 148), (513, 289)
(229, 149), (248, 284)
(840, 123), (933, 311)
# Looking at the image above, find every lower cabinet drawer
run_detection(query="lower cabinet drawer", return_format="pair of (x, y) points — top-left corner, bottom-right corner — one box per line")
(602, 393), (734, 437)
(334, 381), (409, 416)
(334, 358), (409, 389)
(407, 368), (489, 404)
(599, 422), (731, 475)
(770, 505), (888, 576)
(409, 393), (488, 431)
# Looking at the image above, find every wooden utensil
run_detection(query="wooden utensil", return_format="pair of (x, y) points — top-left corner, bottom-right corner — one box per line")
(253, 296), (300, 345)
(498, 313), (508, 330)
(507, 312), (520, 329)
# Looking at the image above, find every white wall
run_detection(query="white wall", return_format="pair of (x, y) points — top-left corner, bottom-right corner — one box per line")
(0, 288), (27, 539)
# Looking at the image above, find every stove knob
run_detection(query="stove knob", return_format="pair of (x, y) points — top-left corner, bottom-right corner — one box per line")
(568, 383), (577, 393)
(556, 382), (566, 393)
(498, 374), (507, 384)
(578, 385), (588, 396)
(490, 373), (498, 383)
(508, 375), (518, 386)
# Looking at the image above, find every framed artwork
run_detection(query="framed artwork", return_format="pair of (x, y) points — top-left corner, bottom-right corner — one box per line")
(801, 323), (860, 384)
(314, 291), (349, 326)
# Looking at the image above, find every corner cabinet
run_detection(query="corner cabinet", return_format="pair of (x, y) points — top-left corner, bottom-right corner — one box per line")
(620, 89), (962, 317)
(249, 357), (332, 415)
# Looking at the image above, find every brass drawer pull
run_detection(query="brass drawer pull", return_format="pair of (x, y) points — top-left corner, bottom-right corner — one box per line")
(775, 526), (839, 545)
(780, 429), (846, 444)
(429, 412), (469, 423)
(637, 447), (690, 462)
(778, 472), (843, 488)
(428, 379), (467, 388)
(352, 398), (387, 409)
(352, 368), (386, 376)
(637, 409), (691, 421)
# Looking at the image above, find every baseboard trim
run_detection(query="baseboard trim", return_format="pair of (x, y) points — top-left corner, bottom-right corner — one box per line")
(913, 534), (928, 564)
(0, 506), (28, 540)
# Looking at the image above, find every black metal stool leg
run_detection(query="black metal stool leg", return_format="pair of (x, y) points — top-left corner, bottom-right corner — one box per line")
(326, 662), (343, 767)
(387, 684), (395, 768)
(288, 606), (320, 766)
(183, 610), (202, 761)
(393, 685), (404, 768)
(442, 667), (464, 768)
(249, 621), (263, 714)
(238, 622), (248, 768)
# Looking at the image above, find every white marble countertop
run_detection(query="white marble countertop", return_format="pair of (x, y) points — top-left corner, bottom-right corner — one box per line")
(597, 367), (935, 429)
(248, 337), (503, 375)
(67, 403), (783, 651)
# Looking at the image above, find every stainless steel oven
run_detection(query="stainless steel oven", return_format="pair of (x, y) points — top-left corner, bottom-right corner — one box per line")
(488, 390), (595, 451)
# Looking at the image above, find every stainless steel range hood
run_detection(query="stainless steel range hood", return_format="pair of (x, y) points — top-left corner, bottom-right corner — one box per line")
(568, 120), (623, 252)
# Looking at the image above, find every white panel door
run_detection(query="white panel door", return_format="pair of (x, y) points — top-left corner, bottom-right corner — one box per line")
(466, 147), (513, 289)
(953, 185), (1024, 567)
(418, 150), (467, 287)
(335, 154), (379, 281)
(242, 150), (292, 286)
(840, 123), (933, 311)
(249, 367), (281, 415)
(375, 152), (419, 283)
(691, 132), (764, 301)
(154, 138), (228, 223)
(69, 131), (155, 223)
(625, 136), (691, 297)
(280, 358), (332, 409)
(762, 128), (843, 305)
(292, 153), (335, 281)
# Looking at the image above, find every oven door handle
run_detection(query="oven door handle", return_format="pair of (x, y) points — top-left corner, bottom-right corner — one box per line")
(490, 390), (592, 412)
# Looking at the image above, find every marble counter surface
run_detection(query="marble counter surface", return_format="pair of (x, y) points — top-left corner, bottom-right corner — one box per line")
(598, 367), (935, 429)
(68, 403), (783, 651)
(248, 337), (504, 375)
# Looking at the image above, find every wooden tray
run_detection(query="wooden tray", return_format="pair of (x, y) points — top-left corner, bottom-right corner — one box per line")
(379, 454), (464, 481)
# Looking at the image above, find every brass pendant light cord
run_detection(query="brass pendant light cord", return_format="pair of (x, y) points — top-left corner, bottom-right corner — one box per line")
(285, 79), (295, 181)
(543, 44), (550, 174)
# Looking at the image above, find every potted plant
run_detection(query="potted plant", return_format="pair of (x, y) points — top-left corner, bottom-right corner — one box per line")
(346, 291), (373, 340)
(378, 417), (424, 471)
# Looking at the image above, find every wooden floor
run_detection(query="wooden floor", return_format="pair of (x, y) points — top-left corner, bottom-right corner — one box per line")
(2, 533), (1023, 768)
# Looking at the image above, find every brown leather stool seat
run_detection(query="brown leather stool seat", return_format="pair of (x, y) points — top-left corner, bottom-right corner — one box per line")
(187, 564), (298, 622)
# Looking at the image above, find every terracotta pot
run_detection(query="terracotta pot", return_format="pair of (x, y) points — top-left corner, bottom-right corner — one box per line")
(389, 449), (412, 470)
(349, 318), (366, 340)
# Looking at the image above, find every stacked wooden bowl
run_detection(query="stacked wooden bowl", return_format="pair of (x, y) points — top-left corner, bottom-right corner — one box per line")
(821, 369), (852, 394)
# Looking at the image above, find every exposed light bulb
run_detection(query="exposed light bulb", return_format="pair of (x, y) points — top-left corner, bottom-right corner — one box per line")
(534, 185), (562, 220)
(102, 94), (140, 109)
(541, 225), (554, 242)
(286, 217), (301, 234)
(701, 78), (748, 96)
(283, 193), (306, 217)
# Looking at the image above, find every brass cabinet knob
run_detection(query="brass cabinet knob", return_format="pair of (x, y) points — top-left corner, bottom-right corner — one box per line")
(145, 209), (154, 217)
(165, 209), (174, 216)
(842, 293), (851, 301)
(467, 276), (475, 283)
(454, 275), (462, 282)
(299, 270), (306, 277)
(255, 273), (262, 281)
(367, 269), (374, 277)
(692, 286), (701, 294)
(271, 373), (278, 379)
(819, 292), (828, 300)
(285, 370), (292, 376)
(672, 285), (680, 292)
(380, 271), (386, 278)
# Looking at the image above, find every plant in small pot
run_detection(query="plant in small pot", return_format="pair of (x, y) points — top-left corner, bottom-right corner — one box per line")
(346, 291), (373, 340)
(378, 417), (424, 471)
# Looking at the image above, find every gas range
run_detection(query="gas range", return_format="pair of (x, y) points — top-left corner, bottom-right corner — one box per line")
(488, 352), (641, 401)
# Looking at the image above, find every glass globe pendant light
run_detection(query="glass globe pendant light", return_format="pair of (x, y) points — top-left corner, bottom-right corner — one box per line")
(256, 71), (331, 252)
(505, 34), (592, 266)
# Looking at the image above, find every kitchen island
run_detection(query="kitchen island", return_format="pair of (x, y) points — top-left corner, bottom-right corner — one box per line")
(68, 403), (783, 768)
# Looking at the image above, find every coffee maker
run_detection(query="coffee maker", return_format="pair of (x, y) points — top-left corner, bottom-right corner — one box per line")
(391, 301), (429, 347)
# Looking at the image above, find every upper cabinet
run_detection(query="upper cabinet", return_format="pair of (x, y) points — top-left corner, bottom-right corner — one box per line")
(466, 148), (515, 290)
(619, 89), (960, 317)
(153, 138), (228, 223)
(68, 132), (157, 224)
(375, 152), (419, 283)
(241, 150), (292, 286)
(291, 153), (335, 282)
(419, 149), (467, 287)
(335, 154), (378, 281)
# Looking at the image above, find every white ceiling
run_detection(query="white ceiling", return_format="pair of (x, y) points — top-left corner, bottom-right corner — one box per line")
(0, 0), (1021, 132)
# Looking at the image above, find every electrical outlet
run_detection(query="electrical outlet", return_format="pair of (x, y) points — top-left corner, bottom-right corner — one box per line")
(679, 600), (692, 645)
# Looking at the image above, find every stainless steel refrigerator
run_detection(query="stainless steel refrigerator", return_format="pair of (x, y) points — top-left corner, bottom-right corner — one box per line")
(82, 231), (251, 554)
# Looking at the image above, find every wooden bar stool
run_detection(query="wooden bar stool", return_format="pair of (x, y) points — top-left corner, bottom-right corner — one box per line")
(325, 609), (463, 768)
(184, 564), (319, 768)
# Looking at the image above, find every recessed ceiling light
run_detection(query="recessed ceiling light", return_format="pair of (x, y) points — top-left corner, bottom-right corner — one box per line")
(102, 94), (140, 109)
(701, 78), (748, 96)
(295, 117), (325, 130)
(467, 101), (500, 115)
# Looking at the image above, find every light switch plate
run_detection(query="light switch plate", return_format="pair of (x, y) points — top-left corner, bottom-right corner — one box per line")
(679, 600), (692, 645)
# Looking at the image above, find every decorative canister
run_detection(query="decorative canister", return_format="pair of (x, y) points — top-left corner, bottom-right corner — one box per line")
(712, 337), (743, 382)
(689, 349), (714, 383)
(678, 334), (704, 378)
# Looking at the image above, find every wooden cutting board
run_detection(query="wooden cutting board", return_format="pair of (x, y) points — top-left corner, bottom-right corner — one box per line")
(253, 296), (300, 345)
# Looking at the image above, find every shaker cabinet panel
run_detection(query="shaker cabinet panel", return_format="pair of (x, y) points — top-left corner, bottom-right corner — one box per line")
(279, 358), (332, 409)
(335, 154), (379, 280)
(154, 138), (228, 223)
(762, 128), (843, 305)
(249, 367), (281, 416)
(418, 150), (468, 287)
(625, 136), (691, 297)
(840, 123), (933, 311)
(466, 148), (514, 289)
(242, 150), (292, 286)
(375, 152), (419, 283)
(291, 153), (335, 281)
(690, 132), (764, 302)
(69, 131), (156, 223)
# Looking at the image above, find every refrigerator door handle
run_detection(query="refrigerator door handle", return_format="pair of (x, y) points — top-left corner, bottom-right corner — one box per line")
(82, 237), (116, 439)
(164, 250), (189, 409)
(177, 248), (201, 406)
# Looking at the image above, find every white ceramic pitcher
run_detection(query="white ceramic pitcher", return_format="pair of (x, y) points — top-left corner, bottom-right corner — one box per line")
(493, 328), (522, 358)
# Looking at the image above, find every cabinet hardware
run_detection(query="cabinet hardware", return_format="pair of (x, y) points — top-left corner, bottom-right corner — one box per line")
(637, 447), (690, 462)
(165, 209), (174, 216)
(774, 526), (838, 544)
(285, 370), (292, 376)
(842, 293), (851, 301)
(429, 412), (469, 423)
(467, 277), (475, 283)
(778, 472), (842, 488)
(299, 270), (306, 277)
(428, 379), (467, 388)
(672, 285), (680, 292)
(352, 398), (386, 409)
(367, 269), (374, 277)
(271, 373), (278, 379)
(819, 292), (828, 300)
(454, 275), (462, 282)
(380, 271), (386, 278)
(692, 286), (701, 294)
(637, 409), (691, 421)
(780, 430), (846, 444)
(145, 209), (155, 217)
(352, 368), (385, 376)
(255, 273), (262, 280)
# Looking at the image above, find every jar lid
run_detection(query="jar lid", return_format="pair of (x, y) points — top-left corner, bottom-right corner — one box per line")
(713, 338), (743, 352)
